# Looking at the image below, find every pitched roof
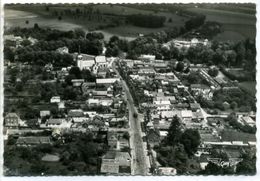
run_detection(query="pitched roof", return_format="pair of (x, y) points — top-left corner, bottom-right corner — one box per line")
(95, 56), (106, 63)
(181, 110), (193, 118)
(77, 53), (95, 61)
(96, 78), (120, 84)
(68, 109), (84, 117)
(47, 118), (64, 125)
(5, 113), (20, 119)
(190, 84), (210, 89)
(16, 136), (51, 145)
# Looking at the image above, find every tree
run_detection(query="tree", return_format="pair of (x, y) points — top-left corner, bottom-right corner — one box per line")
(65, 74), (76, 85)
(63, 87), (77, 100)
(82, 69), (96, 82)
(86, 32), (104, 41)
(235, 41), (246, 64)
(200, 162), (234, 175)
(34, 23), (39, 29)
(236, 152), (256, 175)
(157, 144), (188, 174)
(69, 66), (82, 79)
(187, 71), (200, 84)
(208, 68), (219, 77)
(176, 62), (184, 72)
(21, 39), (31, 47)
(74, 28), (86, 39)
(230, 101), (238, 110)
(165, 116), (182, 146)
(180, 129), (200, 156)
(4, 47), (15, 61)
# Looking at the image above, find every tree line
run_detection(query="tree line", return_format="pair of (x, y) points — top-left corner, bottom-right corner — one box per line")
(126, 14), (166, 28)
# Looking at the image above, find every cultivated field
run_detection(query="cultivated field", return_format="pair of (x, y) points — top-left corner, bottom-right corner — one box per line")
(186, 6), (256, 41)
(4, 4), (187, 41)
(239, 81), (256, 96)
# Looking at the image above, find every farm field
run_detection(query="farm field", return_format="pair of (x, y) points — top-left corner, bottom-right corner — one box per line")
(186, 6), (256, 41)
(4, 4), (187, 41)
(239, 81), (256, 96)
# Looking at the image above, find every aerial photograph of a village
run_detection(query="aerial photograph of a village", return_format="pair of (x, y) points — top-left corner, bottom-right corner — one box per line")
(2, 3), (256, 176)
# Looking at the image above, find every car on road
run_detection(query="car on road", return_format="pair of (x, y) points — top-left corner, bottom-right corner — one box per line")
(133, 113), (138, 118)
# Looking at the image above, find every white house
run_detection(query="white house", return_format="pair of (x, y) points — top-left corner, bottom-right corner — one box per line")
(50, 96), (61, 103)
(76, 53), (96, 70)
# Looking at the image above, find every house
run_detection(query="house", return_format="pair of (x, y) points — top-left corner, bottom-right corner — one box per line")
(100, 99), (113, 107)
(192, 111), (204, 122)
(96, 78), (120, 86)
(46, 118), (64, 127)
(118, 137), (129, 150)
(158, 167), (177, 176)
(160, 110), (181, 119)
(124, 59), (134, 68)
(181, 110), (193, 120)
(190, 103), (201, 112)
(71, 117), (88, 123)
(58, 101), (65, 109)
(87, 99), (100, 107)
(16, 136), (52, 147)
(50, 96), (61, 103)
(100, 151), (131, 175)
(155, 96), (176, 103)
(138, 67), (156, 76)
(152, 60), (168, 69)
(68, 109), (84, 117)
(241, 116), (255, 127)
(71, 79), (84, 87)
(110, 116), (128, 127)
(97, 70), (107, 78)
(138, 54), (156, 61)
(40, 110), (50, 118)
(95, 56), (108, 70)
(76, 53), (96, 70)
(199, 154), (209, 170)
(85, 111), (97, 118)
(222, 101), (230, 110)
(95, 56), (107, 63)
(4, 113), (22, 128)
(92, 90), (108, 97)
(56, 46), (69, 54)
(190, 84), (213, 100)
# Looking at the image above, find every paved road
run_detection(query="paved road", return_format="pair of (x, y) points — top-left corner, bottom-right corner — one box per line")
(113, 63), (148, 175)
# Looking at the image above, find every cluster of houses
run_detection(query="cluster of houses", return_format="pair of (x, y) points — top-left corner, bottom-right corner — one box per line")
(4, 46), (134, 174)
(3, 34), (256, 175)
(119, 53), (256, 174)
(163, 38), (209, 50)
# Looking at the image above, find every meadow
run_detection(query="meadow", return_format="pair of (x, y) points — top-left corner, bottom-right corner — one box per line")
(4, 4), (187, 41)
(239, 81), (256, 97)
(186, 6), (256, 41)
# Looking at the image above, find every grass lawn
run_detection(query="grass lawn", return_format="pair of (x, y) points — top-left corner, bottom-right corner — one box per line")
(213, 30), (246, 42)
(221, 129), (256, 142)
(239, 81), (256, 96)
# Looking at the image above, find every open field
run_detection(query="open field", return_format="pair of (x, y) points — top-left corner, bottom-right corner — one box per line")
(4, 4), (187, 41)
(239, 81), (256, 96)
(221, 129), (256, 142)
(186, 6), (256, 41)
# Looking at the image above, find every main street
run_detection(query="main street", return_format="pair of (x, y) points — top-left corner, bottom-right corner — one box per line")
(112, 61), (148, 175)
